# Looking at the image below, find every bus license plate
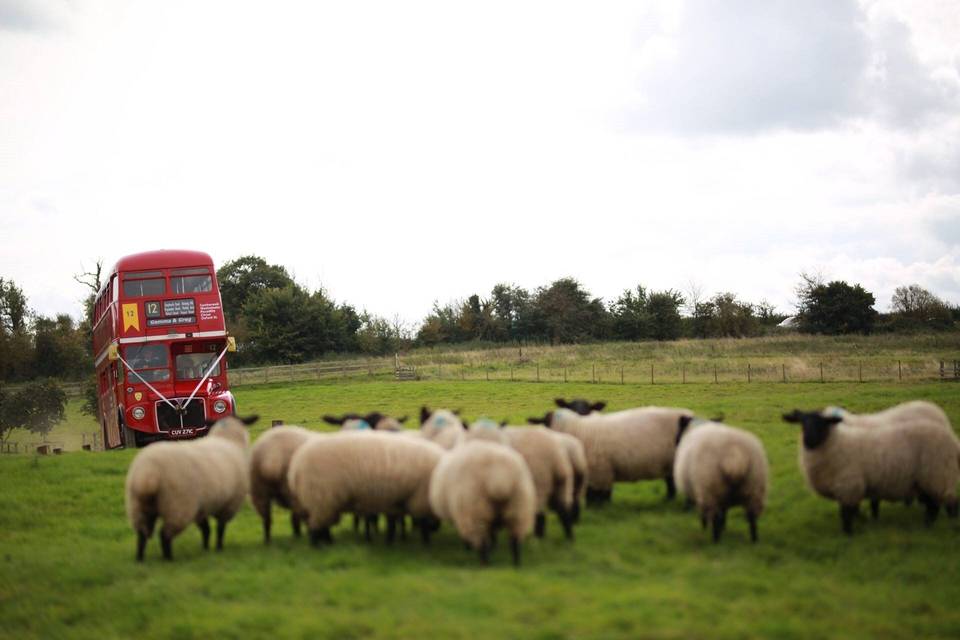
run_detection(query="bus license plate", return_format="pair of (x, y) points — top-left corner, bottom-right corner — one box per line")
(169, 428), (196, 437)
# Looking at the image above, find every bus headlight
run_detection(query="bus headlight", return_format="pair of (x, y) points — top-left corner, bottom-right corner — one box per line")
(213, 400), (227, 414)
(132, 407), (146, 421)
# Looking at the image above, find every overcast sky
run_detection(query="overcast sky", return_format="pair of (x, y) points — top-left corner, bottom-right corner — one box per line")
(1, 0), (958, 326)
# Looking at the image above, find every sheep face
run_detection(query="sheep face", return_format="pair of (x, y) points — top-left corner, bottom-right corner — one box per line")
(783, 410), (843, 450)
(554, 398), (606, 415)
(527, 411), (554, 427)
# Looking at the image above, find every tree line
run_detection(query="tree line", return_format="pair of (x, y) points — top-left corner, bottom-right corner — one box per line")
(0, 259), (958, 385)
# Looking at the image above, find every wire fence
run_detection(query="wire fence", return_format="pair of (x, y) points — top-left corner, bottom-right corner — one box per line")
(385, 358), (960, 385)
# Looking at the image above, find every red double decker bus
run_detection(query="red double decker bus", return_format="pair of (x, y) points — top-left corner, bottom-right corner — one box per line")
(92, 250), (237, 449)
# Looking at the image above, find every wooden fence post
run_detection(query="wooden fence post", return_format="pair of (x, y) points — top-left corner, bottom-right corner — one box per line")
(536, 362), (540, 383)
(940, 360), (944, 380)
(898, 360), (902, 381)
(563, 367), (567, 383)
(782, 364), (786, 383)
(820, 362), (824, 383)
(592, 364), (596, 384)
(747, 363), (751, 383)
(714, 364), (718, 384)
(621, 367), (624, 385)
(650, 363), (654, 385)
(859, 361), (863, 383)
(682, 364), (686, 384)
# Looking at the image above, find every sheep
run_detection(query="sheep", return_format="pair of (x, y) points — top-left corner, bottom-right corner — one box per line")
(287, 431), (445, 546)
(463, 419), (576, 538)
(125, 414), (257, 561)
(783, 407), (960, 534)
(823, 401), (952, 518)
(673, 417), (769, 543)
(548, 430), (588, 523)
(322, 412), (410, 432)
(528, 405), (694, 504)
(554, 398), (606, 415)
(429, 439), (537, 566)
(502, 426), (576, 540)
(249, 424), (316, 543)
(420, 406), (466, 449)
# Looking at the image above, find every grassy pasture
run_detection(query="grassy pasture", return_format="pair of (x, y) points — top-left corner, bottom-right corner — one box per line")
(2, 378), (960, 639)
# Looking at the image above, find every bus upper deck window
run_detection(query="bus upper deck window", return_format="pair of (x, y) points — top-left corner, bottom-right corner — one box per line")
(171, 274), (213, 294)
(123, 271), (165, 298)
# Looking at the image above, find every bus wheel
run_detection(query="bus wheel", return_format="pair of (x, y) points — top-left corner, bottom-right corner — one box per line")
(121, 420), (140, 449)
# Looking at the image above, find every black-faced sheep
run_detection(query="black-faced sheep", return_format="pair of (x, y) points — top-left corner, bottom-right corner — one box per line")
(674, 417), (769, 543)
(429, 440), (536, 566)
(125, 415), (257, 561)
(420, 406), (465, 449)
(287, 431), (444, 546)
(249, 424), (315, 543)
(783, 407), (960, 534)
(528, 405), (693, 504)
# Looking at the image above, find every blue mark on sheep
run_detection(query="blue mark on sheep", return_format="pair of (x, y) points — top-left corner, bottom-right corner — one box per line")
(356, 420), (371, 430)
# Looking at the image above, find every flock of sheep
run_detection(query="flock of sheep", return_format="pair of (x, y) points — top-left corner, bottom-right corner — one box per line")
(124, 397), (959, 565)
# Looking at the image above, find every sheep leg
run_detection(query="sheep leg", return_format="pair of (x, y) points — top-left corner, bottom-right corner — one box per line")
(840, 504), (858, 535)
(136, 531), (148, 562)
(399, 516), (408, 540)
(215, 518), (228, 550)
(604, 488), (614, 503)
(586, 488), (604, 506)
(510, 536), (521, 567)
(711, 510), (726, 543)
(198, 518), (211, 550)
(747, 512), (758, 543)
(534, 513), (546, 538)
(291, 512), (303, 537)
(364, 515), (378, 541)
(664, 475), (676, 500)
(386, 516), (397, 545)
(571, 501), (581, 523)
(161, 531), (173, 561)
(946, 500), (958, 519)
(919, 492), (940, 525)
(136, 514), (157, 562)
(478, 539), (491, 565)
(559, 509), (574, 541)
(869, 499), (880, 520)
(353, 513), (360, 532)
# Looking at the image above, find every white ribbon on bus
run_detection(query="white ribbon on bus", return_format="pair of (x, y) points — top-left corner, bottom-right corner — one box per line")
(116, 342), (232, 430)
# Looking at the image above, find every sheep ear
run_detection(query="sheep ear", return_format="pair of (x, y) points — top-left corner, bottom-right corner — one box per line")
(452, 408), (462, 416)
(527, 416), (544, 425)
(554, 398), (569, 409)
(396, 415), (408, 424)
(239, 414), (259, 426)
(420, 406), (432, 425)
(591, 401), (606, 412)
(500, 421), (508, 428)
(322, 415), (344, 425)
(782, 410), (802, 423)
(461, 419), (470, 430)
(676, 415), (694, 445)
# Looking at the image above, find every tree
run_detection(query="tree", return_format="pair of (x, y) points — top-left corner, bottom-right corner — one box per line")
(490, 284), (535, 343)
(216, 256), (294, 322)
(0, 277), (29, 334)
(795, 273), (878, 334)
(610, 286), (651, 340)
(646, 290), (685, 340)
(533, 278), (608, 345)
(890, 284), (953, 330)
(0, 379), (66, 442)
(32, 314), (89, 380)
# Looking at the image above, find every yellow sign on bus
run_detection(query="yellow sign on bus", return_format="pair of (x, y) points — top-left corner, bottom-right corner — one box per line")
(122, 303), (140, 332)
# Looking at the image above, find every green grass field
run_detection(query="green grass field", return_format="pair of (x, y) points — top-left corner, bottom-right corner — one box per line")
(3, 378), (960, 639)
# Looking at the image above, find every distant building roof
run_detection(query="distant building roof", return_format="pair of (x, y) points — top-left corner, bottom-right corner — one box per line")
(777, 316), (798, 329)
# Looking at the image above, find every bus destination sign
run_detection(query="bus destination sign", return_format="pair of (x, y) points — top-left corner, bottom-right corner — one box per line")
(163, 299), (196, 317)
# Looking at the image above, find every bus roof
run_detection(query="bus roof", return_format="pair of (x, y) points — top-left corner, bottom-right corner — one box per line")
(113, 250), (215, 274)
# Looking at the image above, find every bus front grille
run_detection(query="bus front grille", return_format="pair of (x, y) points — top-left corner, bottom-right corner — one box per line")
(156, 399), (206, 432)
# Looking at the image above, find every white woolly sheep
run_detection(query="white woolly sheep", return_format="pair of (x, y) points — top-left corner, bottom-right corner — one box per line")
(547, 430), (588, 523)
(783, 407), (960, 534)
(287, 431), (445, 546)
(463, 419), (576, 538)
(502, 426), (576, 539)
(429, 440), (536, 565)
(125, 414), (257, 561)
(529, 405), (693, 504)
(420, 406), (465, 449)
(249, 424), (318, 543)
(673, 417), (769, 543)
